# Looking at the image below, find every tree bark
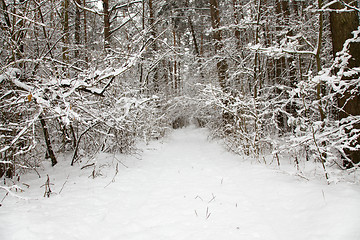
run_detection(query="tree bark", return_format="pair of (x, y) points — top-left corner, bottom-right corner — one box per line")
(83, 0), (88, 62)
(209, 0), (228, 92)
(17, 0), (26, 67)
(330, 1), (360, 63)
(148, 0), (159, 92)
(253, 0), (262, 99)
(62, 0), (69, 63)
(232, 0), (243, 56)
(103, 0), (111, 49)
(330, 0), (360, 166)
(173, 27), (178, 93)
(188, 15), (200, 57)
(209, 0), (232, 128)
(316, 0), (325, 121)
(274, 0), (298, 133)
(39, 115), (57, 166)
(74, 0), (81, 59)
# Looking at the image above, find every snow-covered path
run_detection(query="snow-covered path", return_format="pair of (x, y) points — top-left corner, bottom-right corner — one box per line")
(1, 127), (360, 240)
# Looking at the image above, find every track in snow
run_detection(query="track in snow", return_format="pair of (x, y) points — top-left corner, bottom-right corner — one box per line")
(1, 127), (360, 240)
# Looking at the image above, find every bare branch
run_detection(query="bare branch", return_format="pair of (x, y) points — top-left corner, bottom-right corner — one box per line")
(72, 0), (104, 15)
(0, 8), (46, 27)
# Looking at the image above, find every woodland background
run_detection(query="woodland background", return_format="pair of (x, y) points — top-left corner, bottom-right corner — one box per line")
(1, 0), (359, 183)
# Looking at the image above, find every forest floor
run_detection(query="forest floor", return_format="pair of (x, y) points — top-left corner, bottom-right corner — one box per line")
(1, 127), (360, 240)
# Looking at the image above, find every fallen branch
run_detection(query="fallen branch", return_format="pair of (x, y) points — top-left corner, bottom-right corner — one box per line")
(80, 163), (95, 170)
(71, 121), (100, 166)
(0, 185), (28, 201)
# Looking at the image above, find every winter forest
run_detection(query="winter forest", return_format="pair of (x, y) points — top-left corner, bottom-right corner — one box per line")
(1, 0), (360, 239)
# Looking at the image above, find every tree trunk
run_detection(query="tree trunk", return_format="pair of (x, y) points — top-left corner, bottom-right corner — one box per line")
(139, 0), (145, 86)
(173, 27), (178, 93)
(209, 0), (232, 128)
(74, 0), (81, 59)
(209, 0), (228, 92)
(316, 0), (325, 121)
(330, 1), (360, 63)
(253, 0), (262, 99)
(148, 0), (159, 92)
(232, 0), (243, 54)
(17, 0), (26, 68)
(62, 0), (69, 63)
(83, 0), (88, 62)
(330, 0), (360, 166)
(103, 0), (111, 49)
(274, 0), (298, 133)
(39, 115), (57, 166)
(188, 15), (200, 57)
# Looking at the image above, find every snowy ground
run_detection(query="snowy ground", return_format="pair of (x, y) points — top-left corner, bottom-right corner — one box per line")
(1, 127), (360, 240)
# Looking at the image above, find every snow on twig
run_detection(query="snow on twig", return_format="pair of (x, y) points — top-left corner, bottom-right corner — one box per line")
(0, 185), (29, 201)
(2, 10), (46, 27)
(0, 110), (43, 154)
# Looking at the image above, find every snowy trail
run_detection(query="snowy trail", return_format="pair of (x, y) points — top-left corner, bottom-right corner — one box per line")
(1, 127), (360, 240)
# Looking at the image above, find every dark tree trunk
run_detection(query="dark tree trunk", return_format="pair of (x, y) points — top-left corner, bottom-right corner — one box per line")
(62, 0), (69, 63)
(232, 0), (241, 49)
(74, 0), (81, 59)
(274, 0), (298, 133)
(188, 15), (200, 57)
(39, 115), (57, 166)
(103, 0), (111, 49)
(210, 0), (232, 128)
(17, 0), (26, 68)
(148, 0), (159, 92)
(330, 0), (360, 166)
(83, 0), (88, 62)
(209, 0), (229, 92)
(330, 1), (360, 63)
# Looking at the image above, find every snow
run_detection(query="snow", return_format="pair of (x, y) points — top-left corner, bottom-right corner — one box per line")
(1, 127), (360, 240)
(0, 67), (21, 84)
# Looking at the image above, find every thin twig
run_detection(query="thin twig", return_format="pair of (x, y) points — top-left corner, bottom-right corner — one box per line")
(59, 175), (69, 194)
(322, 189), (326, 202)
(0, 185), (28, 201)
(311, 125), (330, 183)
(295, 173), (310, 181)
(195, 195), (203, 201)
(80, 163), (95, 170)
(104, 163), (119, 188)
(1, 192), (8, 204)
(208, 193), (216, 203)
(206, 206), (211, 219)
(114, 156), (129, 168)
(71, 121), (99, 166)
